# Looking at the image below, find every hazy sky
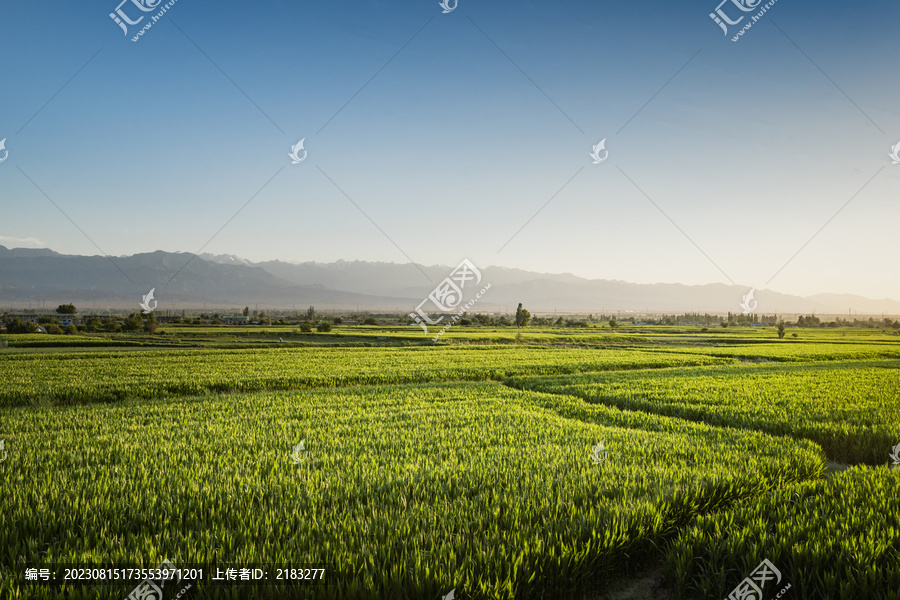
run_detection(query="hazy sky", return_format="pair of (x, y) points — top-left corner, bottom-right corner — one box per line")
(2, 0), (898, 299)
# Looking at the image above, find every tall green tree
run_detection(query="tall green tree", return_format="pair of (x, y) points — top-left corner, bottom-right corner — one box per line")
(515, 303), (531, 328)
(55, 304), (77, 315)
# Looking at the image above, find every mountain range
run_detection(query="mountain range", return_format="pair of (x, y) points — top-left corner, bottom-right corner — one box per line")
(1, 246), (898, 316)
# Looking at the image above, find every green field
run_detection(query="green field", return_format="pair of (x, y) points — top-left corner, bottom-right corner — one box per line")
(508, 360), (900, 464)
(1, 325), (898, 599)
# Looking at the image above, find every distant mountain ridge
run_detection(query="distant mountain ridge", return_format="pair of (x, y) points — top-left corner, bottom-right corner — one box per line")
(1, 246), (898, 315)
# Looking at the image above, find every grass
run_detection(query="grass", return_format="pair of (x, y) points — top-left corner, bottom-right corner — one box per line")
(0, 382), (823, 599)
(0, 324), (897, 599)
(507, 360), (900, 464)
(666, 466), (900, 599)
(0, 346), (731, 407)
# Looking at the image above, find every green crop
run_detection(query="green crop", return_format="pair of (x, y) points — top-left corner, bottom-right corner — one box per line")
(661, 341), (900, 362)
(508, 360), (900, 464)
(0, 382), (822, 599)
(666, 466), (900, 599)
(0, 346), (729, 407)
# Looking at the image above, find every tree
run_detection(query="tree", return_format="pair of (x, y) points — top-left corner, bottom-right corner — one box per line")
(4, 318), (37, 334)
(243, 306), (250, 317)
(306, 306), (316, 321)
(86, 317), (103, 332)
(122, 313), (143, 332)
(317, 321), (333, 332)
(515, 303), (531, 328)
(798, 315), (820, 328)
(145, 312), (158, 334)
(299, 323), (312, 333)
(363, 317), (378, 325)
(609, 318), (619, 329)
(55, 304), (77, 315)
(473, 314), (493, 326)
(777, 321), (786, 339)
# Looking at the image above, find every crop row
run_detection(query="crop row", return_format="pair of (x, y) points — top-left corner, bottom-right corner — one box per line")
(507, 360), (900, 464)
(667, 465), (900, 599)
(0, 346), (730, 407)
(0, 382), (822, 599)
(659, 341), (900, 362)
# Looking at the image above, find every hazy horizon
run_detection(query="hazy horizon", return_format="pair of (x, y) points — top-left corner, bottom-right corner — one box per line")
(2, 0), (899, 301)
(4, 244), (900, 318)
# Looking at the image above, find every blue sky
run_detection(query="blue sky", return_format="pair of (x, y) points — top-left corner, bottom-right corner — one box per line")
(1, 0), (898, 299)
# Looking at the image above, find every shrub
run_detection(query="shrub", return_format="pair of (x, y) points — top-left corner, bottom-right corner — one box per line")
(317, 322), (333, 332)
(4, 318), (37, 334)
(363, 317), (378, 325)
(300, 323), (312, 333)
